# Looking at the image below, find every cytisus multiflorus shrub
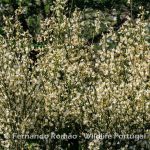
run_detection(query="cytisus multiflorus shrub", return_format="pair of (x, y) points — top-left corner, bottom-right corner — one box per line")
(0, 1), (149, 149)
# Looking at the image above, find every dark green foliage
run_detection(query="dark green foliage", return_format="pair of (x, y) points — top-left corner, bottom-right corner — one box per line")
(0, 0), (149, 37)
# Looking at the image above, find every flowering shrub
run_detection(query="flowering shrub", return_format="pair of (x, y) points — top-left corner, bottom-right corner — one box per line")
(0, 1), (149, 149)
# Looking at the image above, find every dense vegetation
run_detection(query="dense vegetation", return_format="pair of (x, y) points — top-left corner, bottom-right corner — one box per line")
(0, 0), (149, 149)
(0, 0), (149, 37)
